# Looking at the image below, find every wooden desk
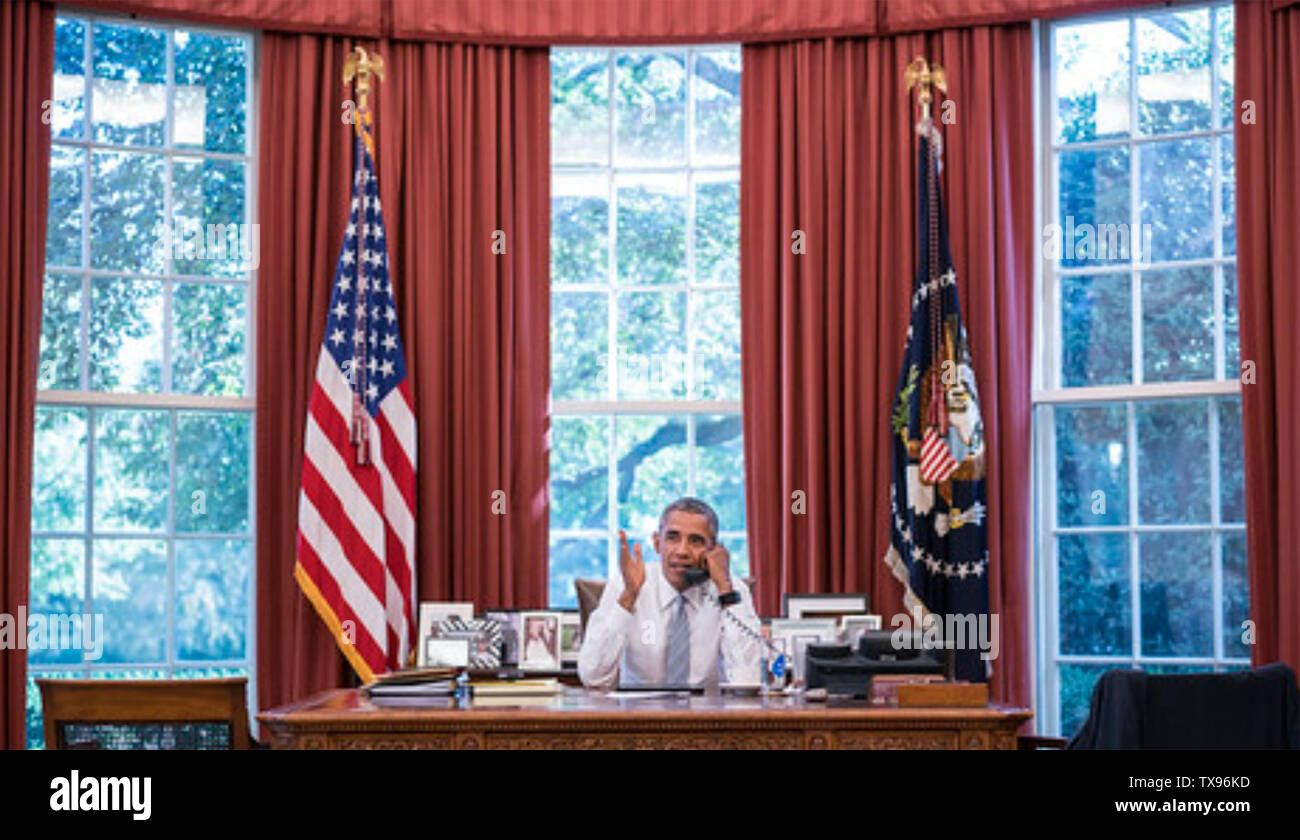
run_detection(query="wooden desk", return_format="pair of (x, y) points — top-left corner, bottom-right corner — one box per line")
(258, 688), (1031, 749)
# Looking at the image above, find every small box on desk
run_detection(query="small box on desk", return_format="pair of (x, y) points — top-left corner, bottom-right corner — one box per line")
(896, 681), (989, 707)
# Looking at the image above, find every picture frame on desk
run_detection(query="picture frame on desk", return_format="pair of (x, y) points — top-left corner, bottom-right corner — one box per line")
(558, 611), (582, 664)
(518, 611), (562, 671)
(416, 602), (475, 667)
(782, 593), (870, 622)
(484, 609), (523, 666)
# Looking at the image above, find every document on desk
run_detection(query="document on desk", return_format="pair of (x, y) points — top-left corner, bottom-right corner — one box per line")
(606, 691), (683, 700)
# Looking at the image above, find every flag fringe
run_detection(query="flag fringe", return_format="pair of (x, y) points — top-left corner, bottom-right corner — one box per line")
(882, 542), (932, 618)
(294, 561), (377, 684)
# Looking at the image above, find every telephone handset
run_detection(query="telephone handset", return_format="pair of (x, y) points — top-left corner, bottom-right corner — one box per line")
(684, 541), (719, 587)
(683, 561), (711, 588)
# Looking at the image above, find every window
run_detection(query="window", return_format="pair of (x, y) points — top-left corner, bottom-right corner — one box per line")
(28, 14), (255, 748)
(1036, 3), (1246, 738)
(548, 48), (743, 607)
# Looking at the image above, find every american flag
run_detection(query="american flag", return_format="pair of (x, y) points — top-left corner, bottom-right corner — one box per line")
(920, 426), (959, 483)
(294, 133), (416, 683)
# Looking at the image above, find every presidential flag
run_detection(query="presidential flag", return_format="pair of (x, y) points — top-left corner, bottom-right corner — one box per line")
(883, 118), (989, 683)
(294, 125), (417, 683)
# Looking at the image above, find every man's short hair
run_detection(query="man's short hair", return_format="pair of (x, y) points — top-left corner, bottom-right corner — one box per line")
(658, 497), (719, 542)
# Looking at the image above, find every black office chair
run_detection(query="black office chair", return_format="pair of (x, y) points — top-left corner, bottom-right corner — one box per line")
(1068, 663), (1300, 749)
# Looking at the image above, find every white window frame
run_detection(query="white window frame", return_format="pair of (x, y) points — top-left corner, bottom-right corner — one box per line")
(1033, 2), (1247, 737)
(550, 46), (744, 596)
(30, 11), (258, 718)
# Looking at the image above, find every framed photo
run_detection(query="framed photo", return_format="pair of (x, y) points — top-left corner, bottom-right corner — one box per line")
(427, 617), (503, 671)
(424, 637), (470, 668)
(839, 614), (883, 648)
(768, 618), (838, 683)
(518, 611), (562, 671)
(484, 609), (522, 666)
(558, 611), (582, 664)
(417, 602), (475, 667)
(782, 593), (869, 622)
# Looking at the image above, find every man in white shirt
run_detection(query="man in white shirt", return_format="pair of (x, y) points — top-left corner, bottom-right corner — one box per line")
(578, 497), (762, 689)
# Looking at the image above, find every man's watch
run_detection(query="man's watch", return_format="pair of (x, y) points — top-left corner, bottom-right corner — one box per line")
(718, 590), (741, 607)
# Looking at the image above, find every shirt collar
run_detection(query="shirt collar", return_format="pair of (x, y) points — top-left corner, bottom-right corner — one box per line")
(655, 563), (704, 612)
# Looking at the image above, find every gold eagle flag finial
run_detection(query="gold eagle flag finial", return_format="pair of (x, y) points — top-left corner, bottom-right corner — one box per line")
(904, 56), (947, 122)
(343, 46), (385, 150)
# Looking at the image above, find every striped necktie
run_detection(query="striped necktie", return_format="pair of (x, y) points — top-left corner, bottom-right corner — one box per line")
(665, 593), (691, 685)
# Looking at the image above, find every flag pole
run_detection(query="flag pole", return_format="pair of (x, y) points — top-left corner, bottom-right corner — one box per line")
(343, 47), (385, 465)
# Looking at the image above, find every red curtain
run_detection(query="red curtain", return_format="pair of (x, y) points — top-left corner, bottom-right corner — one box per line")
(390, 0), (878, 44)
(740, 24), (1034, 709)
(256, 34), (550, 717)
(63, 0), (1178, 43)
(63, 0), (386, 37)
(0, 0), (53, 751)
(1236, 0), (1300, 676)
(372, 42), (551, 611)
(879, 0), (1168, 32)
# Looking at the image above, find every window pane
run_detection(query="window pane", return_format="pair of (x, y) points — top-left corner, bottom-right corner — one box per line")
(32, 407), (87, 533)
(1060, 273), (1131, 387)
(615, 416), (688, 534)
(616, 174), (686, 285)
(1054, 21), (1131, 143)
(1136, 400), (1209, 524)
(1222, 264), (1238, 380)
(176, 538), (249, 660)
(1139, 531), (1212, 656)
(1058, 147), (1129, 268)
(46, 146), (84, 268)
(174, 30), (248, 154)
(175, 411), (250, 534)
(617, 291), (686, 400)
(92, 22), (166, 147)
(38, 272), (82, 390)
(551, 290), (607, 401)
(1137, 9), (1211, 135)
(171, 282), (248, 396)
(172, 157), (249, 277)
(93, 409), (169, 533)
(692, 289), (740, 399)
(692, 50), (740, 165)
(1221, 531), (1249, 658)
(28, 539), (86, 666)
(694, 177), (739, 285)
(1141, 266), (1214, 382)
(552, 173), (608, 286)
(615, 52), (686, 166)
(1220, 135), (1235, 257)
(89, 276), (163, 393)
(550, 415), (609, 531)
(551, 51), (609, 165)
(93, 538), (167, 662)
(1055, 404), (1128, 527)
(1139, 139), (1213, 262)
(1058, 534), (1131, 655)
(91, 150), (165, 274)
(549, 537), (607, 609)
(1217, 5), (1235, 129)
(1218, 396), (1244, 523)
(52, 17), (86, 140)
(694, 414), (744, 531)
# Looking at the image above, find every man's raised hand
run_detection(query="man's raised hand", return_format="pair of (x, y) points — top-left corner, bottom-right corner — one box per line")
(616, 529), (645, 613)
